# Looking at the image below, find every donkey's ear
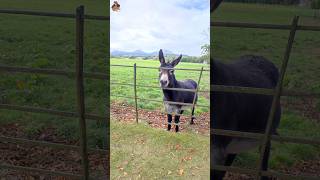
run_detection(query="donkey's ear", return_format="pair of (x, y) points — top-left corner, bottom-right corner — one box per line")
(171, 54), (182, 67)
(211, 0), (223, 12)
(159, 49), (165, 64)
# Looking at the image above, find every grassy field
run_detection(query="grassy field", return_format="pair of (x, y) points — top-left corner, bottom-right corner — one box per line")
(110, 120), (210, 179)
(0, 0), (109, 147)
(212, 3), (320, 93)
(111, 58), (210, 114)
(235, 110), (320, 169)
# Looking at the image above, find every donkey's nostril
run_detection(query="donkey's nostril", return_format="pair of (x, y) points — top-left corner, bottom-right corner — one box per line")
(160, 80), (167, 85)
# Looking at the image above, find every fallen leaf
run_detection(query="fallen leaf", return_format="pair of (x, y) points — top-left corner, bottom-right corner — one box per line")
(178, 169), (184, 176)
(118, 166), (124, 171)
(175, 144), (182, 150)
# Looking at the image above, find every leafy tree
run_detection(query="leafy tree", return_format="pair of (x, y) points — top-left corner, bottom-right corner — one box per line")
(200, 44), (210, 64)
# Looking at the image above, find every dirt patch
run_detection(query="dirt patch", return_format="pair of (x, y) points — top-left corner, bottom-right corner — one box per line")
(0, 123), (108, 179)
(225, 173), (255, 180)
(221, 158), (320, 180)
(111, 102), (210, 135)
(281, 97), (320, 122)
(281, 158), (320, 178)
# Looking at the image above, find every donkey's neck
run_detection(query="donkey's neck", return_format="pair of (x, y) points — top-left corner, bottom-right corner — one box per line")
(162, 77), (179, 101)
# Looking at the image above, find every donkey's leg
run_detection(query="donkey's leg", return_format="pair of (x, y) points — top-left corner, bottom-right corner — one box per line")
(223, 154), (237, 178)
(260, 140), (271, 180)
(212, 170), (225, 180)
(167, 114), (172, 131)
(174, 113), (181, 132)
(212, 154), (237, 180)
(225, 153), (237, 166)
(190, 107), (195, 124)
(212, 144), (235, 180)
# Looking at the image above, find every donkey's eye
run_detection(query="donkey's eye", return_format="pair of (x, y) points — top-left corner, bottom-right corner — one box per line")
(169, 70), (174, 74)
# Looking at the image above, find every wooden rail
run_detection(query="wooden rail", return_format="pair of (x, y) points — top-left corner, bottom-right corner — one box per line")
(0, 9), (109, 20)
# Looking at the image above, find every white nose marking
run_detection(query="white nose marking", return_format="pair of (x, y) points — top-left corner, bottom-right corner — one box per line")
(160, 72), (169, 87)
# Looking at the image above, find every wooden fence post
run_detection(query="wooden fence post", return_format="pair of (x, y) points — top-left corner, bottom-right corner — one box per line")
(134, 63), (138, 123)
(257, 16), (299, 179)
(190, 67), (204, 122)
(75, 5), (89, 180)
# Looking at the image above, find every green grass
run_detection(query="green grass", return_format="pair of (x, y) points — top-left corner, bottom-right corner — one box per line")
(211, 3), (320, 93)
(110, 120), (210, 179)
(0, 0), (108, 14)
(212, 2), (320, 24)
(111, 58), (210, 114)
(234, 110), (320, 169)
(0, 0), (109, 148)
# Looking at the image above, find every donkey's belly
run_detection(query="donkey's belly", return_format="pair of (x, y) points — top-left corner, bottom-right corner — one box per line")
(164, 103), (188, 114)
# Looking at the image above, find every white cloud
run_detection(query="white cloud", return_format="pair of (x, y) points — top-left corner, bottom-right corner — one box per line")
(110, 0), (209, 56)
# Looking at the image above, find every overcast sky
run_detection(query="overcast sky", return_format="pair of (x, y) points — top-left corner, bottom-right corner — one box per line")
(110, 0), (209, 56)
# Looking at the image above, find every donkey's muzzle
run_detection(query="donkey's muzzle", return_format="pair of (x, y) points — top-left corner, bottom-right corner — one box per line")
(160, 80), (168, 87)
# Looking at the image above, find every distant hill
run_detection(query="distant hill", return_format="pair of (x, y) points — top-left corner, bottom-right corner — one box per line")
(111, 49), (183, 57)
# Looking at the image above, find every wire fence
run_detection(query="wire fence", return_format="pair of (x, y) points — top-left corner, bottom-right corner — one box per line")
(110, 64), (210, 126)
(0, 6), (109, 179)
(211, 16), (320, 179)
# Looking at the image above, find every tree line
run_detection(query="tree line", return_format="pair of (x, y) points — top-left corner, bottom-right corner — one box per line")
(111, 44), (210, 64)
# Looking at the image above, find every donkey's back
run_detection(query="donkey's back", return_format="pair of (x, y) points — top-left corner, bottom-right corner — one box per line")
(213, 55), (281, 135)
(172, 79), (197, 104)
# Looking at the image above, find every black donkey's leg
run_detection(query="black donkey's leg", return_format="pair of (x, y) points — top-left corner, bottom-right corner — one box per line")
(260, 140), (271, 180)
(212, 154), (237, 180)
(167, 114), (172, 131)
(190, 107), (195, 124)
(174, 113), (181, 132)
